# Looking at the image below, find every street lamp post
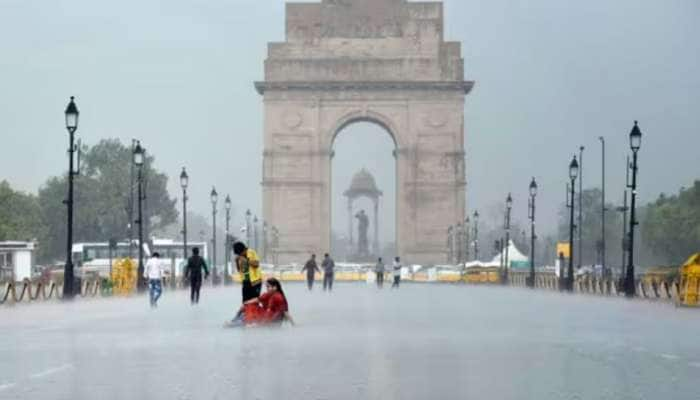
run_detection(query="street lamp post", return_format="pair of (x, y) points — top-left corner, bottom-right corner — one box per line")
(272, 226), (279, 265)
(528, 178), (538, 288)
(224, 195), (232, 285)
(210, 187), (218, 285)
(447, 225), (454, 264)
(567, 156), (579, 292)
(245, 210), (252, 246)
(503, 193), (512, 284)
(599, 137), (607, 276)
(625, 121), (642, 298)
(472, 211), (479, 261)
(63, 96), (79, 299)
(133, 141), (146, 292)
(578, 146), (584, 269)
(464, 217), (470, 263)
(455, 222), (463, 264)
(253, 216), (259, 251)
(616, 184), (629, 280)
(263, 221), (269, 262)
(180, 168), (189, 262)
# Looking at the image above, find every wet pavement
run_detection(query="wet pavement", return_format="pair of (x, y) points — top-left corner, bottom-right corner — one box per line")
(1, 283), (698, 400)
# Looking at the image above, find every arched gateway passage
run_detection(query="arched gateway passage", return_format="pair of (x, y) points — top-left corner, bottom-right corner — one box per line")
(256, 0), (473, 264)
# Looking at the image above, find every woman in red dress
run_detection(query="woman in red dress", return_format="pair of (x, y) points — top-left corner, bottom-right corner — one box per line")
(258, 278), (291, 324)
(234, 278), (294, 326)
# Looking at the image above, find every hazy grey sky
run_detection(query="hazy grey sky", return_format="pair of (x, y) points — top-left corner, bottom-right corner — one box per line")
(1, 0), (698, 238)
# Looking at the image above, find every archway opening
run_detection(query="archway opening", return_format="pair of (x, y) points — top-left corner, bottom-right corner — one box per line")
(331, 121), (397, 262)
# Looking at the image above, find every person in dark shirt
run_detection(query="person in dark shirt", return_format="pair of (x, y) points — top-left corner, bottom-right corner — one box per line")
(185, 247), (209, 305)
(301, 254), (321, 291)
(322, 253), (335, 292)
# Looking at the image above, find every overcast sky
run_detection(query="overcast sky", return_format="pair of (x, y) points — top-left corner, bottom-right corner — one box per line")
(1, 0), (698, 241)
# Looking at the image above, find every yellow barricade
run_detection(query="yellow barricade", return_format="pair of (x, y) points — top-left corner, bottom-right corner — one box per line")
(111, 258), (136, 296)
(678, 253), (700, 307)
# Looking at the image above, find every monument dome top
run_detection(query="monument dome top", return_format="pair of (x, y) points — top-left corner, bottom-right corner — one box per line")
(344, 168), (383, 198)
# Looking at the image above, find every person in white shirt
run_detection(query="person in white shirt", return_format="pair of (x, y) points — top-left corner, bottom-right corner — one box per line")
(144, 252), (164, 308)
(391, 257), (402, 289)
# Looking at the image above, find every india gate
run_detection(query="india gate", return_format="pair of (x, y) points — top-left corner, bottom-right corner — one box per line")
(256, 0), (474, 264)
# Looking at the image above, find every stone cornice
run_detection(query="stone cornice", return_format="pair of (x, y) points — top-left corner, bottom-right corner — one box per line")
(255, 81), (474, 95)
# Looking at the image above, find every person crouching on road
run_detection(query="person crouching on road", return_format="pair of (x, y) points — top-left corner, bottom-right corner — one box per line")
(144, 252), (164, 308)
(234, 277), (294, 327)
(233, 242), (262, 302)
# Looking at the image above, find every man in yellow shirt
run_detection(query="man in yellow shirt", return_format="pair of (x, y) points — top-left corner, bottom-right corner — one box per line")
(233, 242), (262, 302)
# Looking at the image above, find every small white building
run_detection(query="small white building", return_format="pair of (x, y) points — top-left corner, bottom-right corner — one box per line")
(0, 241), (36, 282)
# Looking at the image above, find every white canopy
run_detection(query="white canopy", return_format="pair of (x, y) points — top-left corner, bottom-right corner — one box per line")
(487, 240), (528, 266)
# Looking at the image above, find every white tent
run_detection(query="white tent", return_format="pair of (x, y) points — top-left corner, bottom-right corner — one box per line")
(488, 240), (528, 267)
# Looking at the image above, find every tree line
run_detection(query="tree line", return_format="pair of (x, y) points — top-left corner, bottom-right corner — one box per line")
(0, 139), (178, 264)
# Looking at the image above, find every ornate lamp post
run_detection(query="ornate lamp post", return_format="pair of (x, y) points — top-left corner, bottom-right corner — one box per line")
(272, 226), (279, 265)
(567, 156), (579, 292)
(63, 96), (79, 299)
(245, 209), (252, 246)
(180, 168), (189, 261)
(464, 217), (470, 263)
(528, 178), (538, 288)
(210, 187), (218, 285)
(263, 221), (269, 262)
(455, 222), (463, 264)
(625, 121), (642, 297)
(224, 195), (232, 285)
(133, 141), (146, 292)
(447, 225), (454, 264)
(253, 215), (259, 251)
(472, 210), (479, 261)
(578, 146), (584, 269)
(599, 136), (607, 276)
(503, 193), (512, 284)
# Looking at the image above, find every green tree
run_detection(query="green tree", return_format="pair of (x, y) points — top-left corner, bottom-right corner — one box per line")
(38, 139), (177, 263)
(641, 181), (700, 265)
(0, 181), (44, 242)
(558, 188), (624, 269)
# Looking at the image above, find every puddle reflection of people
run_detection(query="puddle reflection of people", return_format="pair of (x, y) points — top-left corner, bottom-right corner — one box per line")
(231, 278), (294, 327)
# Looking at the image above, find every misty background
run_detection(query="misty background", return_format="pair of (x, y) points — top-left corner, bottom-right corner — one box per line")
(1, 0), (699, 260)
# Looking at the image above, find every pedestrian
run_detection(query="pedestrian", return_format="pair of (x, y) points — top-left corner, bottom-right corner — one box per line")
(301, 254), (320, 290)
(185, 247), (209, 305)
(233, 241), (262, 302)
(322, 253), (335, 292)
(374, 257), (385, 289)
(144, 252), (164, 308)
(392, 256), (402, 289)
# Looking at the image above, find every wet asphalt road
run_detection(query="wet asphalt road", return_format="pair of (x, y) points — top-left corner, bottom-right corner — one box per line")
(1, 283), (698, 400)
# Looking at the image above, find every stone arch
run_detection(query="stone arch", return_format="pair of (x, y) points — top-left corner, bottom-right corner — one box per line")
(329, 113), (399, 261)
(328, 110), (401, 151)
(256, 0), (473, 264)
